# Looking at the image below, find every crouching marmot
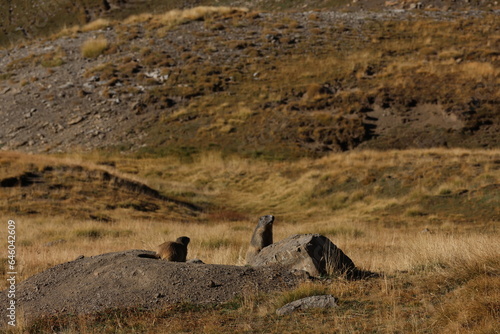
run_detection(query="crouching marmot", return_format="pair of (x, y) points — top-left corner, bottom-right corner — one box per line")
(246, 215), (274, 264)
(157, 236), (190, 262)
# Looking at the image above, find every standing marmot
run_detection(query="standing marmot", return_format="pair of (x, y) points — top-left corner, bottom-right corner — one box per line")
(246, 215), (274, 264)
(157, 236), (190, 262)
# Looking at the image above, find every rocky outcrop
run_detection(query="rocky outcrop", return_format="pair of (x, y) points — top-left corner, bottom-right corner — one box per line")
(247, 234), (356, 277)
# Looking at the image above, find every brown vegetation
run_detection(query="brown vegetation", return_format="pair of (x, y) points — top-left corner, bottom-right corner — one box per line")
(1, 8), (499, 156)
(1, 148), (498, 332)
(81, 35), (109, 58)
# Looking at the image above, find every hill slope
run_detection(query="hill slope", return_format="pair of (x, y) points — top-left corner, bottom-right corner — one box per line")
(0, 152), (200, 221)
(0, 7), (499, 158)
(1, 0), (497, 47)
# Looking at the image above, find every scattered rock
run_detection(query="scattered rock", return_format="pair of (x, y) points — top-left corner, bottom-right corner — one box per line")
(67, 116), (84, 125)
(82, 82), (95, 90)
(276, 295), (338, 315)
(187, 258), (205, 264)
(248, 234), (356, 277)
(59, 82), (74, 89)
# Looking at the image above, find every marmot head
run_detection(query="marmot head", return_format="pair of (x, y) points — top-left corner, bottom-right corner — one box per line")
(175, 236), (190, 246)
(258, 215), (274, 227)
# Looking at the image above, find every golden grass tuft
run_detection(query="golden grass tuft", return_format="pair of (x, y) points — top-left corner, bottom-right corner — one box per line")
(81, 18), (111, 32)
(81, 35), (109, 58)
(123, 13), (154, 25)
(274, 282), (329, 308)
(159, 6), (248, 26)
(458, 61), (499, 80)
(153, 6), (248, 37)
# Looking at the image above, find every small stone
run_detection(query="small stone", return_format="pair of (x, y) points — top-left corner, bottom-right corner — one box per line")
(59, 82), (74, 89)
(83, 83), (95, 90)
(54, 123), (64, 132)
(276, 295), (338, 315)
(68, 116), (84, 125)
(187, 258), (205, 264)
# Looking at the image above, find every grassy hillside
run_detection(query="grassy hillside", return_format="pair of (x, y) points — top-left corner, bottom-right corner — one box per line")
(1, 149), (498, 332)
(1, 0), (497, 47)
(1, 8), (498, 157)
(0, 0), (347, 48)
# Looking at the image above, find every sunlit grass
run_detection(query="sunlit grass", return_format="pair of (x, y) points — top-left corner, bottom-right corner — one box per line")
(1, 148), (498, 333)
(81, 35), (109, 58)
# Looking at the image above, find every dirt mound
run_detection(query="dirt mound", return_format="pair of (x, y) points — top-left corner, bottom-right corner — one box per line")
(0, 153), (200, 220)
(0, 250), (305, 325)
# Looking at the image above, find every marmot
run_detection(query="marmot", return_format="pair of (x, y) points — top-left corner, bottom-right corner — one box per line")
(156, 236), (190, 262)
(245, 215), (274, 264)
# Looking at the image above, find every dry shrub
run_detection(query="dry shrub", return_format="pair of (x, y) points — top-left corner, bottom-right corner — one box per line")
(40, 47), (66, 68)
(50, 25), (80, 39)
(81, 19), (111, 32)
(458, 61), (499, 80)
(158, 6), (248, 28)
(433, 276), (500, 333)
(123, 13), (153, 25)
(81, 36), (109, 58)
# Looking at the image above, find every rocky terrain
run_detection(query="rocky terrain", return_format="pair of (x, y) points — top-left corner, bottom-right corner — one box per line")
(1, 0), (498, 47)
(0, 7), (498, 158)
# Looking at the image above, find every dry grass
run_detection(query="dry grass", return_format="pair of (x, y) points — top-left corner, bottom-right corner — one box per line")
(6, 215), (499, 333)
(81, 35), (109, 58)
(1, 149), (499, 334)
(1, 149), (498, 333)
(158, 6), (247, 26)
(81, 18), (111, 32)
(152, 6), (248, 37)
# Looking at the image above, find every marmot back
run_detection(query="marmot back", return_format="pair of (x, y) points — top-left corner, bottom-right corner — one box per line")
(246, 215), (274, 264)
(156, 236), (190, 262)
